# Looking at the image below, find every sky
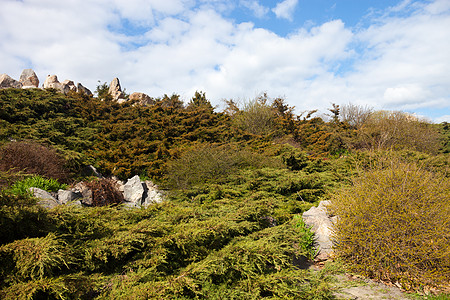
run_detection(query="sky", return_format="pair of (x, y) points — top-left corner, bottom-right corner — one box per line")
(1, 0), (450, 123)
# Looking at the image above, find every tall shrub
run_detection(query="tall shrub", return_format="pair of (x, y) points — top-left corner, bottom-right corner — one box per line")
(0, 141), (68, 182)
(330, 161), (450, 290)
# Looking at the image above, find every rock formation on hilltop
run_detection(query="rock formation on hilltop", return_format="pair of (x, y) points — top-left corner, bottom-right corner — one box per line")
(19, 69), (39, 88)
(43, 74), (92, 95)
(129, 92), (154, 106)
(0, 74), (22, 89)
(0, 69), (92, 96)
(108, 77), (125, 101)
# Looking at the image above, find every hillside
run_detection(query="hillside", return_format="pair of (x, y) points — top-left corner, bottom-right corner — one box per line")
(0, 87), (449, 299)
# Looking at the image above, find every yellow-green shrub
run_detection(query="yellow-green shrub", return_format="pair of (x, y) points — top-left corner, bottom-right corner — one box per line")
(330, 161), (450, 290)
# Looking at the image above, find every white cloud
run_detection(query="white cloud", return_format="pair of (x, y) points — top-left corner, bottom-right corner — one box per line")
(272, 0), (298, 21)
(0, 0), (449, 121)
(240, 0), (269, 18)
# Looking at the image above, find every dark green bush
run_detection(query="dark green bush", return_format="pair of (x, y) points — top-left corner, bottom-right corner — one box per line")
(330, 161), (450, 290)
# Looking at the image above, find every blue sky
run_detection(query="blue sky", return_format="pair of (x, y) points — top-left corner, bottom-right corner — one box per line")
(1, 0), (450, 122)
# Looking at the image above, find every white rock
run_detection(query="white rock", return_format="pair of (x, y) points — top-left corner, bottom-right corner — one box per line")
(123, 175), (144, 205)
(302, 200), (333, 261)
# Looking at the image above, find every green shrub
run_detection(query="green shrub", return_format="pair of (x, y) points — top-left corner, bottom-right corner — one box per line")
(166, 143), (282, 189)
(232, 95), (276, 136)
(0, 233), (69, 282)
(7, 175), (67, 196)
(330, 161), (450, 290)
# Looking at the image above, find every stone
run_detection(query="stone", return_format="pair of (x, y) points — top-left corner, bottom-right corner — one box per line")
(73, 182), (93, 206)
(61, 80), (77, 92)
(43, 74), (60, 89)
(302, 200), (334, 261)
(77, 83), (93, 96)
(81, 165), (102, 178)
(0, 74), (22, 89)
(19, 69), (39, 87)
(129, 92), (154, 106)
(142, 180), (164, 207)
(123, 175), (144, 205)
(29, 187), (60, 209)
(108, 77), (125, 100)
(57, 189), (81, 205)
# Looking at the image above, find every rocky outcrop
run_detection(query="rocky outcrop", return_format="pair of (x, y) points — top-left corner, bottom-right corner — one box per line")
(108, 77), (125, 101)
(302, 200), (335, 261)
(77, 83), (92, 96)
(129, 92), (154, 106)
(0, 74), (22, 89)
(19, 69), (39, 88)
(29, 174), (165, 209)
(61, 80), (77, 92)
(43, 74), (92, 96)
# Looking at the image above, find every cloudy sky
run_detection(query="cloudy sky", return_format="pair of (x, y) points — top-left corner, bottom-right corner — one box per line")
(1, 0), (450, 122)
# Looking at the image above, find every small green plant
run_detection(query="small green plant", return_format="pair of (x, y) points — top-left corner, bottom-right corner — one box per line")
(292, 215), (316, 260)
(7, 175), (67, 196)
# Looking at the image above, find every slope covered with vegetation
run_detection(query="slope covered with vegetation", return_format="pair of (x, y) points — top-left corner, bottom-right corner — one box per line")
(0, 88), (449, 299)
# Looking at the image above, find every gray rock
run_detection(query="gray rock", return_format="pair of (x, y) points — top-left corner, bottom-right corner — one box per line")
(19, 69), (39, 87)
(108, 77), (125, 100)
(142, 180), (164, 207)
(123, 175), (144, 205)
(57, 189), (81, 205)
(29, 187), (60, 209)
(77, 83), (92, 96)
(67, 200), (83, 207)
(0, 74), (22, 89)
(73, 182), (93, 206)
(302, 200), (333, 261)
(61, 80), (77, 92)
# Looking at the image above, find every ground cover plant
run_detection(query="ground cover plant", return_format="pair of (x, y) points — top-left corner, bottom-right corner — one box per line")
(0, 88), (449, 298)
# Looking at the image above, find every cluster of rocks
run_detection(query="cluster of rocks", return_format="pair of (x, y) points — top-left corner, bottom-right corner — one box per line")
(108, 77), (154, 106)
(1, 69), (154, 106)
(0, 69), (92, 96)
(29, 174), (164, 210)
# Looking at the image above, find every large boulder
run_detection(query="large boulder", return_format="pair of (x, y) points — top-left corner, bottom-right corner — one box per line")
(61, 80), (77, 92)
(108, 77), (125, 100)
(43, 74), (60, 89)
(0, 74), (22, 89)
(19, 69), (39, 88)
(77, 83), (92, 96)
(29, 187), (60, 209)
(129, 92), (154, 106)
(43, 75), (72, 94)
(57, 189), (81, 205)
(123, 175), (144, 205)
(302, 200), (334, 261)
